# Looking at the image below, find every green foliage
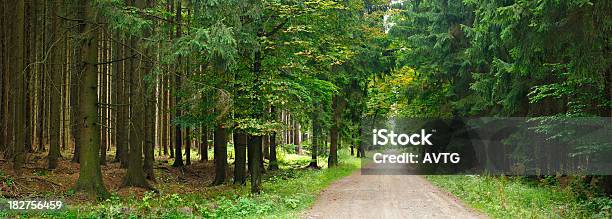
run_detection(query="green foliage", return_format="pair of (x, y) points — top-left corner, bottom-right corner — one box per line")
(0, 171), (15, 191)
(385, 0), (611, 117)
(428, 175), (612, 218)
(88, 0), (388, 143)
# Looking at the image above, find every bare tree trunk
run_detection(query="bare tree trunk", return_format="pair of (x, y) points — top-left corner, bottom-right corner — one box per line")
(144, 84), (155, 181)
(167, 75), (173, 158)
(185, 128), (191, 165)
(154, 64), (160, 157)
(24, 0), (34, 154)
(47, 0), (62, 169)
(287, 113), (292, 146)
(357, 137), (365, 158)
(172, 0), (183, 167)
(114, 33), (128, 168)
(263, 135), (269, 159)
(161, 76), (168, 156)
(62, 42), (69, 152)
(328, 95), (345, 167)
(248, 135), (262, 193)
(0, 0), (8, 155)
(99, 30), (108, 165)
(122, 44), (148, 187)
(12, 0), (26, 175)
(0, 0), (4, 154)
(70, 14), (81, 164)
(212, 125), (227, 185)
(74, 0), (109, 199)
(308, 110), (320, 169)
(294, 121), (301, 154)
(233, 130), (247, 185)
(123, 0), (153, 190)
(35, 0), (45, 152)
(142, 0), (155, 182)
(268, 107), (279, 170)
(269, 132), (278, 170)
(328, 112), (338, 166)
(200, 125), (208, 161)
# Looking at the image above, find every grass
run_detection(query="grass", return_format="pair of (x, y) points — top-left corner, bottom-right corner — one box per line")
(427, 175), (612, 219)
(1, 150), (360, 218)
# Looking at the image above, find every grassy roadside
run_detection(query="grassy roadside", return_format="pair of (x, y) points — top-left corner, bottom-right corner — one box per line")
(427, 175), (612, 218)
(1, 150), (359, 218)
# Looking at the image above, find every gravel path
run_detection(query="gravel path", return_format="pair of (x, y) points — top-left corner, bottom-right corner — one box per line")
(303, 171), (487, 219)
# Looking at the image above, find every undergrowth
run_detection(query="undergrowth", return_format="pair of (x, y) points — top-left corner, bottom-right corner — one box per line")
(427, 175), (612, 219)
(0, 150), (359, 218)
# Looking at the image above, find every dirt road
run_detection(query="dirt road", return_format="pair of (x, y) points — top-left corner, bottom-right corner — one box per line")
(304, 171), (486, 219)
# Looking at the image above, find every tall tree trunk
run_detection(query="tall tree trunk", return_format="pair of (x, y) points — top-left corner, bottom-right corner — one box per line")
(144, 111), (155, 181)
(185, 128), (191, 165)
(24, 0), (34, 154)
(200, 125), (208, 161)
(294, 121), (301, 154)
(172, 0), (183, 167)
(71, 139), (80, 162)
(212, 125), (227, 185)
(263, 135), (269, 159)
(74, 0), (109, 199)
(47, 0), (62, 169)
(269, 132), (278, 170)
(233, 130), (247, 185)
(123, 45), (148, 186)
(0, 0), (8, 155)
(268, 107), (279, 170)
(247, 45), (265, 193)
(167, 75), (173, 158)
(172, 118), (183, 167)
(113, 32), (127, 167)
(161, 79), (168, 156)
(308, 111), (319, 169)
(0, 0), (4, 154)
(329, 127), (338, 166)
(99, 30), (107, 166)
(142, 0), (155, 182)
(123, 0), (152, 189)
(287, 113), (292, 145)
(248, 135), (262, 193)
(70, 14), (81, 164)
(356, 126), (363, 158)
(279, 111), (285, 146)
(155, 70), (161, 157)
(328, 95), (345, 167)
(11, 0), (26, 175)
(144, 90), (155, 181)
(159, 75), (166, 156)
(62, 46), (69, 152)
(260, 136), (265, 174)
(35, 0), (45, 152)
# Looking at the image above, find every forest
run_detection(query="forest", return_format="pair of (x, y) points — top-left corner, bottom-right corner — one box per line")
(0, 0), (610, 218)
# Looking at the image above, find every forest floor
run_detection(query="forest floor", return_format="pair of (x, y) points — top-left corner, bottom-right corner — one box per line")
(0, 149), (362, 218)
(303, 172), (486, 219)
(0, 151), (220, 202)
